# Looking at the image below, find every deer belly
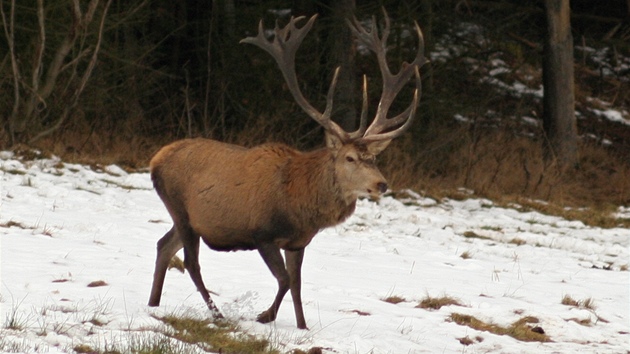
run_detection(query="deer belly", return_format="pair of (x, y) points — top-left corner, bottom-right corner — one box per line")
(198, 229), (257, 251)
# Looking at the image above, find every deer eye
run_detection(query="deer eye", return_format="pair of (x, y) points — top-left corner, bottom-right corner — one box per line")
(345, 156), (355, 163)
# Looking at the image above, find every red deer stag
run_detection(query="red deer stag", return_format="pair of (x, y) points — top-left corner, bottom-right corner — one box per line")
(148, 12), (426, 329)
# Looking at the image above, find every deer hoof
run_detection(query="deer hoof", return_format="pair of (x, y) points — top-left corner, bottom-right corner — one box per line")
(206, 302), (224, 320)
(256, 309), (276, 324)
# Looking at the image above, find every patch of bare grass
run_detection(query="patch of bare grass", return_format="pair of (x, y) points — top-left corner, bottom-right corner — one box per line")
(155, 314), (280, 354)
(417, 295), (464, 310)
(505, 197), (628, 229)
(387, 129), (630, 229)
(462, 231), (493, 241)
(1, 167), (26, 175)
(449, 313), (550, 342)
(0, 220), (35, 230)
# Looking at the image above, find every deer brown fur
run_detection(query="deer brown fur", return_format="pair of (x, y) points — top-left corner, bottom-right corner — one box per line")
(147, 12), (426, 329)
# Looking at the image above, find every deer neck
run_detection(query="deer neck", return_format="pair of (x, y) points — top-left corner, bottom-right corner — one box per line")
(285, 148), (357, 230)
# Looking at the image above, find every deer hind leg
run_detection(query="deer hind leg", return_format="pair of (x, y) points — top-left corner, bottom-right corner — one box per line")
(256, 242), (290, 324)
(180, 225), (223, 319)
(285, 249), (307, 329)
(148, 227), (183, 307)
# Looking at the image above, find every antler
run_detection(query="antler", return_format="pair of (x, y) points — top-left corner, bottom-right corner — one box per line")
(242, 11), (427, 144)
(348, 9), (427, 142)
(240, 15), (350, 141)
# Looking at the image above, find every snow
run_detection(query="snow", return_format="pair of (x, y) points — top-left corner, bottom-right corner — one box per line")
(576, 46), (630, 82)
(1, 153), (629, 353)
(591, 108), (630, 126)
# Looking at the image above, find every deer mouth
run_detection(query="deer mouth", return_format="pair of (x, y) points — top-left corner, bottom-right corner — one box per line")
(365, 187), (384, 201)
(366, 191), (382, 201)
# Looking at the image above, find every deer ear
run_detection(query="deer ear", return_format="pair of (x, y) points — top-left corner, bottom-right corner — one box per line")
(366, 139), (392, 155)
(325, 132), (344, 152)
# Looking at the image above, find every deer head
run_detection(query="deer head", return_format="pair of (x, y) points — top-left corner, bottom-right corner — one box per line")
(241, 10), (427, 199)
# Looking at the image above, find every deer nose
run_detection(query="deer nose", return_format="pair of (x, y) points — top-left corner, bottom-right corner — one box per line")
(377, 182), (388, 193)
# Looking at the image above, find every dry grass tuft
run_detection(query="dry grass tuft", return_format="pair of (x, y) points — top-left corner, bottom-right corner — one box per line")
(0, 221), (34, 230)
(561, 294), (580, 307)
(568, 317), (592, 326)
(458, 336), (474, 346)
(561, 295), (596, 310)
(417, 295), (464, 310)
(462, 231), (493, 241)
(73, 344), (95, 353)
(347, 309), (370, 316)
(168, 255), (186, 273)
(291, 347), (326, 354)
(382, 296), (406, 304)
(509, 238), (527, 246)
(87, 280), (108, 287)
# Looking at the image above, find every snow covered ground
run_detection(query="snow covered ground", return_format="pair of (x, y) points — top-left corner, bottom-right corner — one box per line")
(1, 152), (628, 353)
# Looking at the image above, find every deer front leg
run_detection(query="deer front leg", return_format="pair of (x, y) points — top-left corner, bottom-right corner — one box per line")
(256, 242), (290, 324)
(285, 248), (307, 329)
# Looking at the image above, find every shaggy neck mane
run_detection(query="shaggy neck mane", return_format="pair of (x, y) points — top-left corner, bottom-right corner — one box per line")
(285, 148), (356, 231)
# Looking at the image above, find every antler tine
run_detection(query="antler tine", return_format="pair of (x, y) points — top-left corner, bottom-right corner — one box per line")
(348, 75), (369, 139)
(365, 21), (426, 138)
(360, 66), (421, 142)
(241, 15), (349, 141)
(349, 10), (428, 142)
(348, 13), (390, 77)
(323, 67), (341, 119)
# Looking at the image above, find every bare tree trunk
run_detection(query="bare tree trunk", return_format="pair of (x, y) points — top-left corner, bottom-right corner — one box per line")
(416, 0), (435, 134)
(223, 0), (235, 37)
(542, 0), (577, 170)
(330, 0), (356, 132)
(419, 0), (433, 93)
(1, 0), (21, 144)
